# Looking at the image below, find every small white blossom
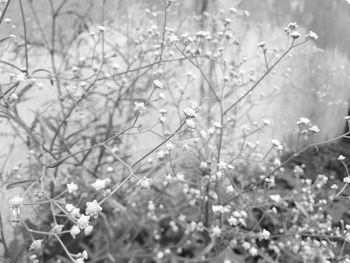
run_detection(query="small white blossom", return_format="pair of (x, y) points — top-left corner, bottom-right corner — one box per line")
(134, 102), (146, 113)
(77, 215), (90, 229)
(9, 196), (24, 208)
(136, 176), (152, 189)
(153, 79), (164, 89)
(84, 225), (93, 236)
(309, 125), (320, 133)
(70, 225), (81, 238)
(85, 200), (102, 218)
(338, 155), (346, 161)
(213, 122), (223, 129)
(344, 177), (350, 184)
(65, 203), (75, 213)
(305, 31), (318, 41)
(270, 194), (281, 203)
(271, 139), (281, 147)
(297, 117), (310, 126)
(259, 229), (271, 240)
(91, 178), (111, 191)
(29, 239), (43, 250)
(183, 107), (197, 118)
(249, 247), (258, 256)
(262, 119), (271, 126)
(186, 119), (196, 129)
(67, 182), (78, 195)
(211, 225), (222, 237)
(98, 25), (106, 32)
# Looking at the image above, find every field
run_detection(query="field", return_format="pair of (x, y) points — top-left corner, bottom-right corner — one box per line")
(1, 1), (350, 262)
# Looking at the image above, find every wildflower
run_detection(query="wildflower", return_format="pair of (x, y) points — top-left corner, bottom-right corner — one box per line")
(345, 116), (350, 121)
(213, 122), (223, 129)
(134, 102), (146, 113)
(338, 155), (346, 161)
(249, 247), (258, 256)
(91, 178), (110, 191)
(309, 125), (320, 133)
(305, 31), (318, 41)
(71, 207), (81, 218)
(262, 119), (271, 126)
(228, 216), (238, 226)
(287, 22), (298, 30)
(270, 194), (282, 203)
(157, 251), (164, 259)
(29, 239), (43, 250)
(153, 79), (164, 89)
(9, 93), (18, 101)
(271, 139), (281, 148)
(344, 177), (350, 184)
(297, 117), (310, 126)
(97, 25), (106, 32)
(84, 225), (93, 236)
(70, 225), (81, 238)
(258, 42), (266, 49)
(183, 107), (197, 118)
(67, 182), (78, 195)
(9, 196), (24, 208)
(186, 119), (196, 129)
(51, 224), (64, 233)
(85, 200), (102, 218)
(211, 225), (222, 237)
(259, 229), (271, 240)
(77, 215), (90, 229)
(136, 176), (152, 189)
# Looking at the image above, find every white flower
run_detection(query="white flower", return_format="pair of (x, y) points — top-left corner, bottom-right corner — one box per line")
(211, 225), (222, 237)
(29, 239), (43, 250)
(51, 224), (64, 233)
(344, 177), (350, 184)
(183, 107), (197, 118)
(70, 225), (81, 238)
(242, 241), (251, 250)
(270, 194), (281, 203)
(345, 116), (350, 121)
(91, 178), (110, 191)
(228, 216), (238, 226)
(271, 139), (281, 147)
(14, 73), (26, 82)
(338, 155), (346, 161)
(186, 119), (196, 129)
(67, 182), (78, 195)
(262, 119), (271, 126)
(305, 31), (318, 41)
(213, 122), (223, 129)
(65, 203), (75, 213)
(249, 247), (258, 256)
(136, 176), (152, 189)
(258, 42), (266, 49)
(85, 200), (102, 218)
(9, 196), (24, 208)
(77, 215), (90, 229)
(153, 79), (164, 89)
(134, 102), (146, 113)
(71, 208), (81, 218)
(259, 229), (271, 240)
(84, 225), (93, 236)
(98, 25), (106, 32)
(226, 185), (234, 193)
(297, 117), (310, 126)
(9, 93), (18, 101)
(309, 125), (320, 133)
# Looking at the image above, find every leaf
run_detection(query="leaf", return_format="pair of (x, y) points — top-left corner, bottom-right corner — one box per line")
(6, 179), (36, 190)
